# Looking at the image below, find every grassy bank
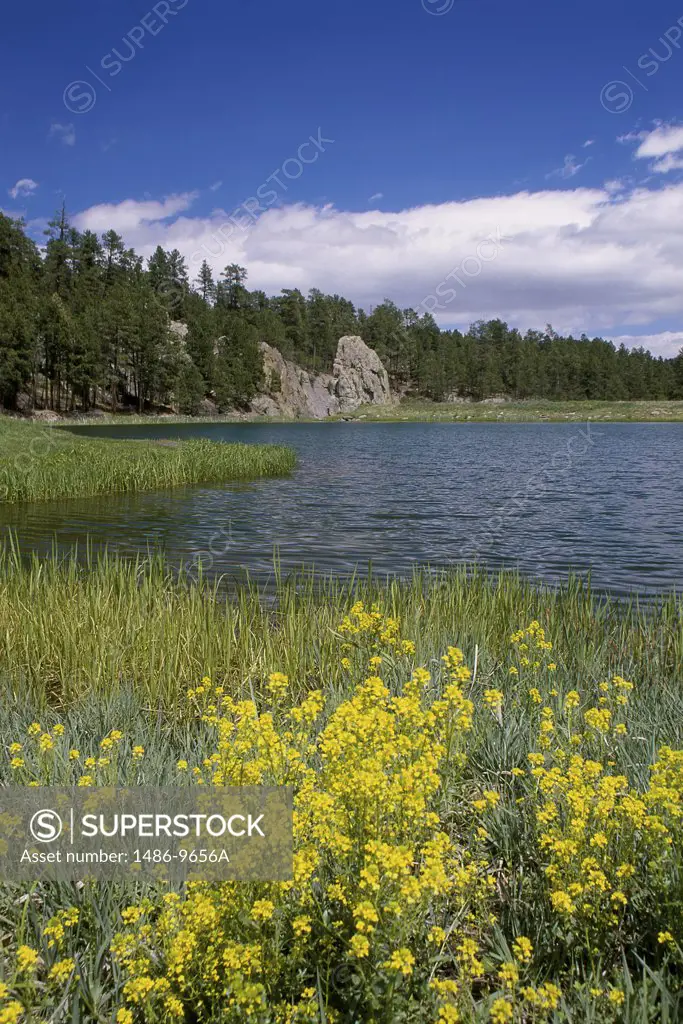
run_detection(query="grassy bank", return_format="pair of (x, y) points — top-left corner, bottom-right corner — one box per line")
(47, 398), (683, 427)
(0, 548), (681, 706)
(0, 418), (296, 503)
(345, 398), (683, 423)
(0, 551), (680, 1021)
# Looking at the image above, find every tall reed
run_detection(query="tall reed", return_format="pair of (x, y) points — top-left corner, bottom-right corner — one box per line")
(0, 547), (681, 1021)
(0, 545), (679, 714)
(0, 419), (295, 503)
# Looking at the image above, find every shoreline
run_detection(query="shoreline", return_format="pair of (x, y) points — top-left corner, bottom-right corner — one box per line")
(31, 396), (683, 428)
(0, 552), (680, 1020)
(0, 418), (296, 504)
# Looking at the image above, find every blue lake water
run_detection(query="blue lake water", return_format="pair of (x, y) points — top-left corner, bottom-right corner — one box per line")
(2, 421), (682, 597)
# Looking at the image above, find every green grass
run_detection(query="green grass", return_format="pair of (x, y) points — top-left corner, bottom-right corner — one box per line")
(32, 398), (683, 427)
(0, 550), (680, 1021)
(0, 417), (296, 503)
(343, 398), (683, 423)
(0, 546), (680, 711)
(57, 411), (300, 425)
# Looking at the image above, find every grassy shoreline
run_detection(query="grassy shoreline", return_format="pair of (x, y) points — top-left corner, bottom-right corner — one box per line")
(0, 418), (296, 503)
(1, 548), (679, 707)
(0, 550), (681, 1020)
(344, 398), (683, 423)
(16, 398), (683, 427)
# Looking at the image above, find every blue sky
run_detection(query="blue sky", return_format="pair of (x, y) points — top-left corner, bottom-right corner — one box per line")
(3, 0), (683, 355)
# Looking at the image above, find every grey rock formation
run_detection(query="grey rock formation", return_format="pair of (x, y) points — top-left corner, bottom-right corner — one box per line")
(15, 392), (34, 414)
(252, 336), (393, 419)
(168, 321), (192, 367)
(333, 335), (392, 413)
(253, 344), (338, 419)
(168, 321), (189, 343)
(31, 409), (61, 422)
(198, 397), (220, 418)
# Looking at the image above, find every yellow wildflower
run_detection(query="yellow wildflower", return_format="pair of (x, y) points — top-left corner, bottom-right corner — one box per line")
(251, 899), (275, 922)
(16, 945), (39, 973)
(512, 936), (533, 964)
(484, 689), (504, 712)
(383, 948), (415, 976)
(489, 997), (513, 1023)
(48, 958), (75, 984)
(267, 672), (289, 700)
(349, 933), (370, 958)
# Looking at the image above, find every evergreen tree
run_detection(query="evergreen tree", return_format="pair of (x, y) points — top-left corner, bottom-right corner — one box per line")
(101, 229), (126, 288)
(214, 315), (263, 410)
(43, 205), (73, 299)
(219, 264), (248, 310)
(0, 213), (678, 414)
(195, 260), (216, 304)
(175, 360), (205, 415)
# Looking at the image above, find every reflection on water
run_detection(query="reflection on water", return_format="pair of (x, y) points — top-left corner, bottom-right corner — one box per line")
(1, 421), (682, 597)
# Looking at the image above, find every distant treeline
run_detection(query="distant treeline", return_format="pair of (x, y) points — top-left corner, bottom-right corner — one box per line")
(1, 208), (681, 414)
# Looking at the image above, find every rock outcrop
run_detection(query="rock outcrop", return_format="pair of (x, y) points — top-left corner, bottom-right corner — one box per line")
(168, 321), (189, 344)
(252, 336), (393, 419)
(252, 345), (339, 419)
(333, 335), (392, 413)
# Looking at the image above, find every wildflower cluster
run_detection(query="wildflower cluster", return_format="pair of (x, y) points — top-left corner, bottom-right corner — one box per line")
(9, 722), (141, 788)
(1, 612), (681, 1023)
(509, 621), (555, 676)
(338, 601), (416, 670)
(0, 910), (80, 1021)
(109, 655), (496, 1022)
(531, 747), (681, 943)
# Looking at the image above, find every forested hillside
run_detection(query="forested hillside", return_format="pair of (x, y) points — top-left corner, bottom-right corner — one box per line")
(1, 208), (681, 414)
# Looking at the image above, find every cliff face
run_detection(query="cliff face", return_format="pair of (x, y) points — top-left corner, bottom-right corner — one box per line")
(251, 336), (393, 419)
(333, 336), (392, 413)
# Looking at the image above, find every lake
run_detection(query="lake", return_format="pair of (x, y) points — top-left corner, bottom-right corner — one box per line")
(2, 421), (682, 597)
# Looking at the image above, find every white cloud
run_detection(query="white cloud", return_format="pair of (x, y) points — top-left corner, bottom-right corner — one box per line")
(609, 332), (683, 359)
(8, 178), (38, 199)
(71, 180), (683, 341)
(368, 192), (384, 203)
(582, 139), (595, 148)
(651, 154), (683, 174)
(626, 123), (683, 174)
(209, 180), (223, 192)
(48, 122), (76, 146)
(73, 193), (198, 234)
(633, 123), (683, 159)
(547, 154), (589, 180)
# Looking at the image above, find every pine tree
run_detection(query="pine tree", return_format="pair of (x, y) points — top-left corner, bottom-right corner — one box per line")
(0, 213), (679, 414)
(195, 260), (216, 304)
(101, 230), (126, 288)
(44, 204), (73, 299)
(214, 315), (263, 410)
(174, 360), (205, 415)
(219, 264), (248, 310)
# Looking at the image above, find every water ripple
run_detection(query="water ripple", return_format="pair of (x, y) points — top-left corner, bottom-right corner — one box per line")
(1, 421), (681, 597)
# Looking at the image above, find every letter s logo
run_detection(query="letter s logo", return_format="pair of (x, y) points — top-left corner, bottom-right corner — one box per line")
(29, 809), (63, 843)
